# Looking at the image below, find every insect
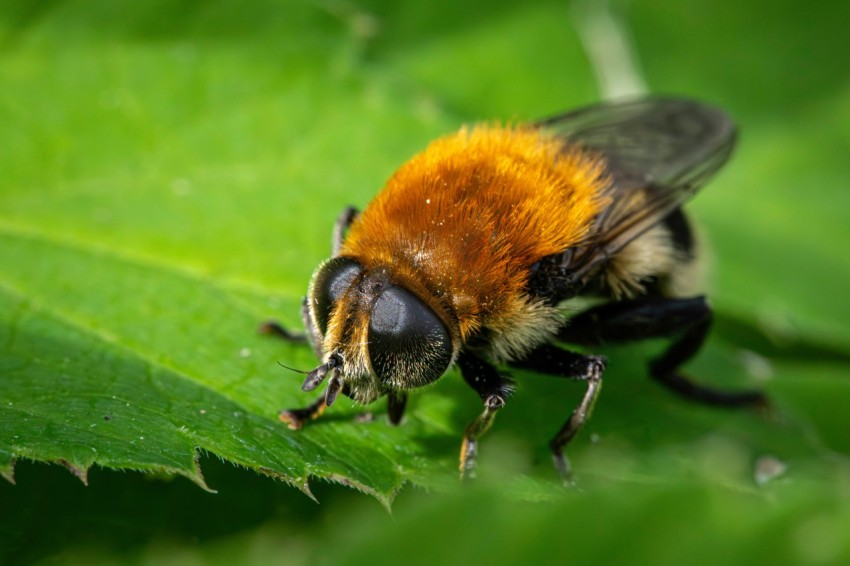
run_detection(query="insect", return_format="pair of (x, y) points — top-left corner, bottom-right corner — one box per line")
(263, 96), (767, 482)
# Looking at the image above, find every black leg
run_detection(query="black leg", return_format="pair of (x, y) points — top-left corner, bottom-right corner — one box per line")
(332, 206), (359, 256)
(259, 321), (307, 343)
(261, 205), (358, 351)
(268, 206), (359, 431)
(510, 344), (606, 484)
(279, 382), (354, 430)
(387, 390), (407, 425)
(279, 396), (327, 430)
(261, 298), (324, 358)
(558, 296), (767, 408)
(456, 351), (516, 479)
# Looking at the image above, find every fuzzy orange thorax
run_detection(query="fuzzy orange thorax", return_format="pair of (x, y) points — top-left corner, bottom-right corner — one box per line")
(339, 124), (610, 342)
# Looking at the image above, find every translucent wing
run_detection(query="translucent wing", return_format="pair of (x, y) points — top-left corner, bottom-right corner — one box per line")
(535, 96), (737, 288)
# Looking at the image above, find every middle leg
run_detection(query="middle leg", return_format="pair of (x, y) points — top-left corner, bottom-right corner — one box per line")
(509, 344), (607, 484)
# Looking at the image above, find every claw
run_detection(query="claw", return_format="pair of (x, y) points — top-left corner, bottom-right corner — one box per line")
(279, 397), (328, 430)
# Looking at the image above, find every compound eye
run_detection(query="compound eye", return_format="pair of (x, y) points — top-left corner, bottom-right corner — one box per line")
(368, 286), (452, 388)
(310, 257), (361, 334)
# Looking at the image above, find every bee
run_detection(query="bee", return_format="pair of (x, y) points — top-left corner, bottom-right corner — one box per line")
(263, 97), (767, 482)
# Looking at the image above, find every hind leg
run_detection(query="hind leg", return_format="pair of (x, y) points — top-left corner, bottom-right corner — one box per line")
(558, 296), (766, 407)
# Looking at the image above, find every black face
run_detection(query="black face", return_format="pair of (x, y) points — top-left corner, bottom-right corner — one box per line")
(310, 258), (453, 389)
(368, 285), (453, 388)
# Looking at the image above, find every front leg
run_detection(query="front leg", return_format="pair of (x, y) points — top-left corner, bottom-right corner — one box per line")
(509, 344), (607, 484)
(263, 206), (361, 428)
(260, 206), (360, 355)
(260, 297), (323, 358)
(278, 380), (353, 430)
(387, 390), (407, 425)
(456, 351), (516, 479)
(279, 395), (328, 430)
(332, 206), (359, 256)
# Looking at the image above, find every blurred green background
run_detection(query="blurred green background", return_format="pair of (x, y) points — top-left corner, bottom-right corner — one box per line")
(1, 0), (849, 563)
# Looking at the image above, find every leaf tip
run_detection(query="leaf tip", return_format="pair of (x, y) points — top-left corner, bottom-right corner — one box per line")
(188, 450), (216, 493)
(57, 459), (90, 485)
(1, 459), (16, 485)
(326, 473), (395, 513)
(299, 477), (318, 503)
(256, 467), (317, 502)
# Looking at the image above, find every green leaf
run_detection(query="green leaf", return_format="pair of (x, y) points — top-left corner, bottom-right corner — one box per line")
(1, 0), (849, 524)
(0, 0), (467, 503)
